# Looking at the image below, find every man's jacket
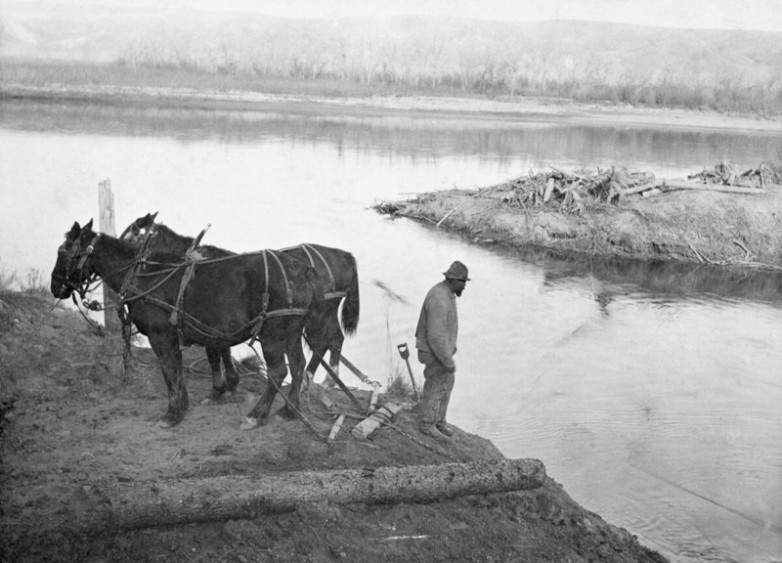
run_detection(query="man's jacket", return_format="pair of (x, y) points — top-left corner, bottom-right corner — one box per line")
(415, 281), (458, 370)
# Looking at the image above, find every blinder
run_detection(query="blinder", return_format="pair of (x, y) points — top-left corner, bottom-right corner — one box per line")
(62, 234), (100, 299)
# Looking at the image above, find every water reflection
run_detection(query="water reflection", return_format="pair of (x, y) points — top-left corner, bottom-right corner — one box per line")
(550, 256), (782, 304)
(2, 99), (780, 172)
(406, 223), (782, 307)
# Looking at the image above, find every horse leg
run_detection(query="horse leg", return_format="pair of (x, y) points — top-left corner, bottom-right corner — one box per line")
(148, 331), (189, 428)
(241, 343), (286, 430)
(303, 348), (321, 389)
(221, 347), (241, 393)
(201, 347), (227, 405)
(279, 332), (306, 421)
(328, 335), (345, 382)
(317, 319), (345, 387)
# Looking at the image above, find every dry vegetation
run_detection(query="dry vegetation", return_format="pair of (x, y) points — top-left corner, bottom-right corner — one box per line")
(2, 7), (782, 115)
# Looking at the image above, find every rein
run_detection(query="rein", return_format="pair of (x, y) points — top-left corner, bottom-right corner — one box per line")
(127, 240), (309, 344)
(78, 227), (311, 346)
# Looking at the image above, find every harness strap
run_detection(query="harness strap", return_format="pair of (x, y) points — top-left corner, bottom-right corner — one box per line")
(250, 249), (298, 340)
(252, 250), (271, 338)
(77, 235), (101, 270)
(143, 295), (307, 342)
(119, 228), (154, 298)
(169, 226), (209, 329)
(169, 260), (197, 328)
(119, 243), (304, 343)
(300, 244), (336, 293)
(268, 250), (293, 307)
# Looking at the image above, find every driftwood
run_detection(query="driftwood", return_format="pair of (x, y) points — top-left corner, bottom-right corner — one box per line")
(688, 160), (782, 188)
(436, 199), (473, 227)
(660, 180), (767, 195)
(12, 459), (545, 542)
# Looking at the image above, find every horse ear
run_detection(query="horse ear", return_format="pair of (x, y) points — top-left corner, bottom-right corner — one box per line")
(69, 222), (81, 239)
(84, 219), (94, 233)
(151, 211), (159, 221)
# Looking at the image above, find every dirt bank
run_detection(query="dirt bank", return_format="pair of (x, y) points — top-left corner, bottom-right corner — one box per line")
(0, 291), (666, 562)
(4, 82), (782, 134)
(374, 162), (782, 272)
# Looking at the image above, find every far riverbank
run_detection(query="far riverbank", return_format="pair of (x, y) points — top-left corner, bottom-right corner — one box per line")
(3, 81), (782, 135)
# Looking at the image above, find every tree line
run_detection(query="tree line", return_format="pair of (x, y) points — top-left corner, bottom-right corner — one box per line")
(102, 18), (782, 115)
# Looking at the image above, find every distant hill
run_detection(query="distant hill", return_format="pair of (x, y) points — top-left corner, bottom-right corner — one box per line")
(2, 3), (781, 111)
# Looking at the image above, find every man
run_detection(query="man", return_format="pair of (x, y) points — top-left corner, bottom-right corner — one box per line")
(415, 260), (469, 440)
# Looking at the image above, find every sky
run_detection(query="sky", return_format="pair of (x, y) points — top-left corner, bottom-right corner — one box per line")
(3, 0), (782, 32)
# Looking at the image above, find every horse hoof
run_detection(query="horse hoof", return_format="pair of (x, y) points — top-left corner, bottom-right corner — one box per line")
(157, 415), (181, 429)
(279, 407), (298, 421)
(240, 416), (260, 431)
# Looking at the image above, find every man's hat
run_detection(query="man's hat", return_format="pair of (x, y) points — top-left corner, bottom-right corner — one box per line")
(443, 261), (470, 281)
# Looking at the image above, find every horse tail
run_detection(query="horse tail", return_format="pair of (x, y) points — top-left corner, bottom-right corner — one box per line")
(341, 255), (360, 336)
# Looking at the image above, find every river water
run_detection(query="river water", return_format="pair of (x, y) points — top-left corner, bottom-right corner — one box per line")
(1, 99), (780, 563)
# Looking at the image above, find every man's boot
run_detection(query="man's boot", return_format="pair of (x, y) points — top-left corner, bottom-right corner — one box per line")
(420, 423), (447, 440)
(436, 422), (454, 437)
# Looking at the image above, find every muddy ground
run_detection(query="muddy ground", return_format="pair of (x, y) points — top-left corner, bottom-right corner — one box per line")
(0, 292), (667, 562)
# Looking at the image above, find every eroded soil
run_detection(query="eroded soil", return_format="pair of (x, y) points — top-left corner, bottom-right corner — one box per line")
(0, 292), (667, 562)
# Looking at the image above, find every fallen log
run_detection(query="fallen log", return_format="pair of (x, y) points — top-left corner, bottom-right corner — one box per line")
(618, 182), (656, 196)
(10, 459), (545, 541)
(659, 180), (767, 195)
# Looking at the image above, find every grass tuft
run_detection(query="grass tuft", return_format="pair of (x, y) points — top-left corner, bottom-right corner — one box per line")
(0, 261), (18, 293)
(385, 366), (415, 402)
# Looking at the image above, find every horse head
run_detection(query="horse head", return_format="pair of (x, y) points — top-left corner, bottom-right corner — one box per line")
(119, 211), (158, 247)
(50, 219), (99, 300)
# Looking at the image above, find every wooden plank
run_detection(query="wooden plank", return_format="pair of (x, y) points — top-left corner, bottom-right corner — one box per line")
(315, 354), (365, 412)
(339, 354), (375, 385)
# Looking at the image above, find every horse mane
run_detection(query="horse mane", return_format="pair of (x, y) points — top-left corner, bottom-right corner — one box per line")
(153, 222), (235, 258)
(98, 231), (142, 260)
(101, 231), (191, 267)
(151, 223), (195, 254)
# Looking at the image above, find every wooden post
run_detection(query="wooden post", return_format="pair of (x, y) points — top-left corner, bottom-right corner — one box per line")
(98, 179), (128, 377)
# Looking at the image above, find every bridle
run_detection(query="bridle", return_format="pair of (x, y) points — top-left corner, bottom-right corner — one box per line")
(58, 234), (101, 300)
(121, 219), (155, 246)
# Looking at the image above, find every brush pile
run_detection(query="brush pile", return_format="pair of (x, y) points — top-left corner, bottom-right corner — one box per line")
(687, 160), (782, 188)
(480, 166), (654, 212)
(478, 161), (775, 214)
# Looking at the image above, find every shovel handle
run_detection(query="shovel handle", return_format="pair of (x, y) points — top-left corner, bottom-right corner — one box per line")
(397, 342), (410, 360)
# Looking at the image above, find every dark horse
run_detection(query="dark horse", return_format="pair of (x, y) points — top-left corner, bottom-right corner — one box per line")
(120, 212), (360, 401)
(51, 220), (326, 429)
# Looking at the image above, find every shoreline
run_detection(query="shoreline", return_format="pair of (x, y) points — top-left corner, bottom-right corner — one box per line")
(3, 82), (782, 134)
(0, 291), (669, 563)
